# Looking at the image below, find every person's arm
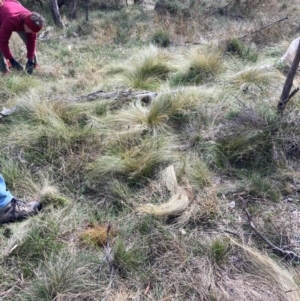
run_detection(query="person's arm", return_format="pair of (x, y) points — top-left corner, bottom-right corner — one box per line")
(25, 32), (36, 60)
(25, 33), (37, 74)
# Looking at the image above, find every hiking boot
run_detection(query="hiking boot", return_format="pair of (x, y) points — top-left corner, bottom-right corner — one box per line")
(0, 198), (41, 224)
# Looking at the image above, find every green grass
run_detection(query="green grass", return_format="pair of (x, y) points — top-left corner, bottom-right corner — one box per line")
(106, 45), (175, 90)
(87, 135), (174, 185)
(2, 1), (300, 300)
(151, 30), (171, 47)
(210, 238), (230, 265)
(21, 252), (99, 301)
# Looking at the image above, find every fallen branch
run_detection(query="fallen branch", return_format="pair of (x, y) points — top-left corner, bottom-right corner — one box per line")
(239, 15), (288, 40)
(71, 90), (157, 102)
(244, 206), (300, 262)
(177, 16), (288, 47)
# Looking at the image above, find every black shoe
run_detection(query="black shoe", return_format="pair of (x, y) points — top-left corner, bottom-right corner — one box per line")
(0, 198), (41, 224)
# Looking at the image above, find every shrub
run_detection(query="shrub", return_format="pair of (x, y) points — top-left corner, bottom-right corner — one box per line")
(151, 30), (171, 48)
(210, 238), (230, 265)
(225, 37), (258, 62)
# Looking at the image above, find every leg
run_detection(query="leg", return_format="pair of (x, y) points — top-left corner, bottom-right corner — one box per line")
(0, 174), (13, 209)
(0, 174), (41, 224)
(16, 31), (37, 65)
(0, 51), (9, 73)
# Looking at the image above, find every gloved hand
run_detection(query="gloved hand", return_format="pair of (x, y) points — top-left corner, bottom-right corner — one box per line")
(26, 59), (35, 75)
(9, 58), (23, 71)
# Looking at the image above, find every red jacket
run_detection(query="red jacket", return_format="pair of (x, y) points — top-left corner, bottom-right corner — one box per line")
(0, 0), (36, 60)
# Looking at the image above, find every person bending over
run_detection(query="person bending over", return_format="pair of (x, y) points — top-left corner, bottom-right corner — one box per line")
(0, 174), (41, 224)
(0, 0), (45, 75)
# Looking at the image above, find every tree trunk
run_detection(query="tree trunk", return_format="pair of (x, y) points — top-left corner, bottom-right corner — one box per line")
(69, 0), (77, 19)
(50, 0), (65, 28)
(278, 40), (300, 112)
(85, 0), (91, 22)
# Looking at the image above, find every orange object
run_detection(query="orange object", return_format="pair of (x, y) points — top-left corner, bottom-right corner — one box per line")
(80, 224), (117, 247)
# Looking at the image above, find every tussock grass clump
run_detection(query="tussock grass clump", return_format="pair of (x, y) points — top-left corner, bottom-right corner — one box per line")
(87, 135), (174, 184)
(23, 124), (96, 165)
(3, 205), (87, 275)
(186, 154), (213, 189)
(245, 172), (281, 202)
(5, 96), (100, 173)
(225, 37), (258, 62)
(146, 88), (199, 129)
(106, 45), (174, 90)
(112, 87), (205, 133)
(226, 64), (284, 95)
(213, 104), (280, 170)
(151, 30), (171, 47)
(113, 239), (146, 278)
(104, 178), (138, 212)
(39, 180), (71, 208)
(107, 178), (132, 200)
(21, 252), (99, 301)
(209, 237), (230, 264)
(17, 94), (98, 127)
(169, 48), (223, 86)
(0, 157), (37, 196)
(215, 129), (272, 169)
(0, 75), (39, 99)
(8, 218), (64, 277)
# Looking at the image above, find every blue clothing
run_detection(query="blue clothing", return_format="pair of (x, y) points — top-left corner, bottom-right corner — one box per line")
(0, 174), (13, 209)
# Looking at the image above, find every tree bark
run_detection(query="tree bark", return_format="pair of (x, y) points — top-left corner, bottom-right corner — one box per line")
(69, 0), (77, 19)
(278, 39), (300, 112)
(85, 0), (91, 22)
(50, 0), (65, 28)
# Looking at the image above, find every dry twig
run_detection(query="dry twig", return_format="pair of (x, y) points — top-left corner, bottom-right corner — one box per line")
(239, 15), (288, 40)
(244, 205), (300, 262)
(98, 222), (115, 293)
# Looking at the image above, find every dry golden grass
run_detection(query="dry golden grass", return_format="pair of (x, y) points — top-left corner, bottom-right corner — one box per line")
(80, 224), (117, 247)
